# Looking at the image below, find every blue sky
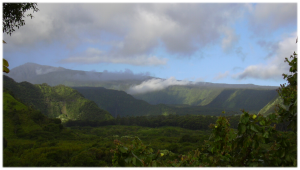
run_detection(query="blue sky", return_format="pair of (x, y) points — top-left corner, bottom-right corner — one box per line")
(2, 3), (298, 87)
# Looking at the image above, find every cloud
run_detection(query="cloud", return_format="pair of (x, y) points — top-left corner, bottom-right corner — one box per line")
(257, 40), (279, 59)
(35, 67), (61, 75)
(221, 27), (240, 52)
(213, 71), (230, 81)
(248, 3), (297, 36)
(3, 3), (249, 63)
(60, 48), (168, 66)
(235, 46), (247, 61)
(127, 77), (192, 94)
(233, 32), (297, 80)
(71, 69), (150, 81)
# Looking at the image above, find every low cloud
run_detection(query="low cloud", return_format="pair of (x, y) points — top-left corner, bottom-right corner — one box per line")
(213, 71), (230, 81)
(35, 67), (62, 75)
(71, 69), (150, 81)
(127, 77), (192, 94)
(233, 32), (297, 80)
(60, 48), (168, 66)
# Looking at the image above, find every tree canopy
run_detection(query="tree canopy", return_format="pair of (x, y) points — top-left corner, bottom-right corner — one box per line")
(3, 3), (39, 35)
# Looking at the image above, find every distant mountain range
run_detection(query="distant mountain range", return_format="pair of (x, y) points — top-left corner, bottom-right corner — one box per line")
(3, 75), (113, 122)
(5, 62), (151, 91)
(4, 62), (282, 117)
(7, 63), (278, 90)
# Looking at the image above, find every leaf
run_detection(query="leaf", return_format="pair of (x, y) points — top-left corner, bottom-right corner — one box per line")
(3, 66), (10, 73)
(250, 124), (259, 133)
(132, 157), (136, 165)
(238, 124), (246, 134)
(281, 150), (285, 158)
(119, 146), (128, 153)
(3, 59), (9, 67)
(262, 131), (269, 138)
(259, 120), (265, 126)
(152, 160), (157, 167)
(124, 157), (131, 164)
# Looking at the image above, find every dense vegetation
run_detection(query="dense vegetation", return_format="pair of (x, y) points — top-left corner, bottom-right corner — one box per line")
(73, 87), (175, 117)
(109, 48), (297, 167)
(2, 2), (296, 167)
(3, 50), (296, 167)
(73, 86), (277, 117)
(3, 75), (113, 122)
(3, 91), (213, 166)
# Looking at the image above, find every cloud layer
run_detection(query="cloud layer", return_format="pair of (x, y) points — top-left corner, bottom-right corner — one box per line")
(234, 32), (297, 80)
(248, 3), (297, 36)
(71, 69), (150, 81)
(60, 48), (167, 66)
(3, 3), (250, 65)
(127, 77), (192, 94)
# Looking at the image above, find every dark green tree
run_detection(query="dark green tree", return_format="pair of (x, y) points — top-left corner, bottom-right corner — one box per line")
(276, 50), (297, 132)
(3, 3), (39, 35)
(2, 3), (39, 73)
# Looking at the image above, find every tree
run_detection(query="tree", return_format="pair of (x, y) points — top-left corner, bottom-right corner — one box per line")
(2, 3), (39, 73)
(3, 3), (39, 35)
(276, 50), (297, 132)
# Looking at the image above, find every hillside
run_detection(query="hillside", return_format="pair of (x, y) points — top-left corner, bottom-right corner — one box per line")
(72, 87), (176, 117)
(132, 86), (278, 112)
(259, 96), (286, 116)
(3, 75), (113, 122)
(3, 89), (64, 140)
(6, 63), (150, 91)
(206, 89), (278, 112)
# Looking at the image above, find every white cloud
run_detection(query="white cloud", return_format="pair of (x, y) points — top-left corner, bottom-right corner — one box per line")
(221, 27), (240, 52)
(60, 48), (168, 66)
(234, 32), (297, 80)
(127, 77), (192, 94)
(248, 3), (297, 36)
(213, 71), (230, 81)
(3, 3), (248, 60)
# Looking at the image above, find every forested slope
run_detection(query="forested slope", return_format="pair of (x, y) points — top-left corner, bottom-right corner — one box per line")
(3, 75), (113, 122)
(206, 89), (278, 112)
(73, 87), (176, 117)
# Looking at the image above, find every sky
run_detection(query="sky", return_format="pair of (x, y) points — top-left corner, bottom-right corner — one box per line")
(2, 2), (298, 87)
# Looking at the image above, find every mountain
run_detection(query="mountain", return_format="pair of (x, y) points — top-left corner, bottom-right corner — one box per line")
(6, 63), (278, 92)
(5, 63), (280, 116)
(259, 96), (286, 116)
(6, 62), (151, 91)
(3, 88), (65, 140)
(72, 87), (176, 117)
(3, 75), (113, 122)
(132, 85), (278, 109)
(205, 89), (278, 112)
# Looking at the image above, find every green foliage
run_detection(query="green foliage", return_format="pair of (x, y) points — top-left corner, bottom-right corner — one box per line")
(3, 3), (39, 35)
(276, 51), (297, 132)
(111, 42), (297, 167)
(3, 58), (10, 73)
(3, 76), (113, 122)
(73, 87), (176, 117)
(207, 89), (278, 112)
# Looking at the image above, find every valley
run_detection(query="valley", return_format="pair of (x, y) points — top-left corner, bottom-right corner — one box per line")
(3, 63), (295, 167)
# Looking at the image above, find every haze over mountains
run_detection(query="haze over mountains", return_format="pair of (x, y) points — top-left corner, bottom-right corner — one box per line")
(4, 62), (281, 118)
(7, 63), (278, 93)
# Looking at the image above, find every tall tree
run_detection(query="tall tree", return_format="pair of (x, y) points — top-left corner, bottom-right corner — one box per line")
(2, 3), (39, 73)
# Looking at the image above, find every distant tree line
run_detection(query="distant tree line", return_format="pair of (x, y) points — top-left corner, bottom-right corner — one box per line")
(64, 114), (290, 131)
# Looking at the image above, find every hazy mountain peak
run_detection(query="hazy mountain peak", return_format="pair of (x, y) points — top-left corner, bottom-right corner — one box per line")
(6, 62), (66, 83)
